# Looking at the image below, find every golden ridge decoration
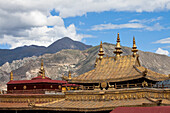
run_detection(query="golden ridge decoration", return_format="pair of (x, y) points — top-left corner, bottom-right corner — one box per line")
(98, 41), (104, 60)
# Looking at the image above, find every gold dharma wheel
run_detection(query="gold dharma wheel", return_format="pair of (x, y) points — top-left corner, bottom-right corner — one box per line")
(101, 82), (107, 89)
(23, 85), (27, 90)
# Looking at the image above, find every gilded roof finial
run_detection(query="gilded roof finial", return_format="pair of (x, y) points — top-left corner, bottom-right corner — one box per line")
(40, 59), (44, 71)
(132, 36), (138, 56)
(10, 71), (13, 81)
(68, 71), (71, 80)
(42, 69), (45, 79)
(98, 41), (104, 60)
(113, 33), (123, 57)
(39, 59), (45, 79)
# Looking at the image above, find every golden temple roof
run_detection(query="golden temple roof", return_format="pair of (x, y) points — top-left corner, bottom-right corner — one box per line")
(0, 88), (169, 112)
(69, 55), (169, 83)
(34, 88), (170, 112)
(36, 98), (154, 112)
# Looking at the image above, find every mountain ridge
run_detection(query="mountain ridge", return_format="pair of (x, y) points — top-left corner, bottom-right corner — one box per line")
(0, 37), (92, 66)
(0, 41), (169, 90)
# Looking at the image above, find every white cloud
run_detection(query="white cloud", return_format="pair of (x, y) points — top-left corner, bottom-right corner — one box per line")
(91, 22), (164, 31)
(129, 17), (162, 23)
(145, 23), (164, 31)
(155, 48), (169, 56)
(0, 0), (170, 48)
(0, 4), (92, 49)
(0, 23), (91, 49)
(128, 17), (165, 31)
(0, 1), (170, 18)
(91, 16), (164, 31)
(91, 23), (144, 30)
(154, 37), (170, 44)
(47, 16), (64, 26)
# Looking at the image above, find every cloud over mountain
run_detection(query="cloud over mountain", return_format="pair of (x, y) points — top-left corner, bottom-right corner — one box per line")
(156, 48), (169, 56)
(0, 0), (170, 48)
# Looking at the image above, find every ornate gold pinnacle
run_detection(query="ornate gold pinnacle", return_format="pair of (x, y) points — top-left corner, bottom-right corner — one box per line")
(114, 33), (123, 57)
(132, 36), (138, 56)
(10, 71), (13, 81)
(98, 41), (104, 60)
(39, 59), (45, 79)
(68, 71), (71, 80)
(42, 70), (45, 79)
(40, 59), (44, 71)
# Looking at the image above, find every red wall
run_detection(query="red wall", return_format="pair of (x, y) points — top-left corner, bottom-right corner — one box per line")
(7, 83), (62, 92)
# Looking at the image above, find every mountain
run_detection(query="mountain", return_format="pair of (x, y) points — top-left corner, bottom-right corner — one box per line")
(45, 37), (92, 54)
(0, 37), (92, 66)
(0, 43), (169, 90)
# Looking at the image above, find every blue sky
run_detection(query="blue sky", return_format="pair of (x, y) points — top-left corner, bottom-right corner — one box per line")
(0, 0), (170, 56)
(64, 11), (170, 52)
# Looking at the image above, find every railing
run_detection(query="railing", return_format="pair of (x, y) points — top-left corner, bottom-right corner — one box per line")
(81, 83), (170, 90)
(115, 83), (170, 89)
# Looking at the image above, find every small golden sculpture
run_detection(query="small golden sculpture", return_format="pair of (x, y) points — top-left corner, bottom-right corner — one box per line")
(142, 81), (148, 87)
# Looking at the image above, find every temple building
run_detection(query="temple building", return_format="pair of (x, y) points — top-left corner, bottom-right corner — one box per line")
(0, 33), (169, 113)
(64, 33), (169, 90)
(7, 60), (77, 94)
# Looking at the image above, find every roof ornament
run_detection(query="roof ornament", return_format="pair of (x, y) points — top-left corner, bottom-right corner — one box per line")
(132, 36), (138, 57)
(40, 59), (44, 71)
(98, 41), (104, 60)
(39, 59), (45, 79)
(42, 69), (45, 79)
(68, 71), (72, 80)
(10, 71), (13, 81)
(94, 57), (98, 67)
(113, 33), (123, 57)
(142, 68), (148, 76)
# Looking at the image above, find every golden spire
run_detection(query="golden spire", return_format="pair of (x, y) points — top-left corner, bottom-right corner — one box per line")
(10, 71), (13, 81)
(40, 59), (44, 71)
(39, 59), (45, 79)
(98, 41), (104, 60)
(42, 69), (45, 79)
(131, 36), (138, 56)
(68, 71), (71, 80)
(113, 33), (123, 57)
